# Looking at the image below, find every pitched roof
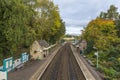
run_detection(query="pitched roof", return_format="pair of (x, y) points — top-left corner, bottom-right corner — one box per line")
(38, 40), (49, 48)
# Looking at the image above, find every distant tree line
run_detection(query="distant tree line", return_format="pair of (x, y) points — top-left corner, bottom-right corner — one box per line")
(0, 0), (65, 58)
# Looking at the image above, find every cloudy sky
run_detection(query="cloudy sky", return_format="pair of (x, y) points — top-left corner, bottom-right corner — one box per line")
(53, 0), (120, 35)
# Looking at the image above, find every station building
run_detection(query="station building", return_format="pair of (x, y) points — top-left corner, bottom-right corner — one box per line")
(30, 40), (49, 60)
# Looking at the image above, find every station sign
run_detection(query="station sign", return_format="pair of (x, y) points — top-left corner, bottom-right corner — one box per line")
(3, 57), (13, 72)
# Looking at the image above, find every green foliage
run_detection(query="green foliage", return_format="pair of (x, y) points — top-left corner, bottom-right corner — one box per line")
(99, 5), (119, 20)
(82, 5), (120, 80)
(0, 0), (65, 58)
(85, 40), (94, 53)
(115, 16), (120, 37)
(83, 18), (118, 51)
(99, 5), (120, 38)
(0, 0), (35, 54)
(107, 46), (120, 58)
(98, 65), (120, 80)
(31, 0), (65, 44)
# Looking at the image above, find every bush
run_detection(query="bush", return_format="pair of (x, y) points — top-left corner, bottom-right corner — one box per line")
(106, 47), (120, 58)
(85, 47), (120, 80)
(98, 65), (118, 79)
(0, 54), (3, 65)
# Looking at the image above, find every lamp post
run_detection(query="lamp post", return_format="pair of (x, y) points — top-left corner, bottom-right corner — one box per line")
(93, 47), (99, 69)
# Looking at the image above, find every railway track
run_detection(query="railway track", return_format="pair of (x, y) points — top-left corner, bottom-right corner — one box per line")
(39, 43), (86, 80)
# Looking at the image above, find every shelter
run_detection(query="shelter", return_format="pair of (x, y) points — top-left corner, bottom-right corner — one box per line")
(30, 40), (49, 60)
(80, 40), (87, 50)
(76, 40), (87, 53)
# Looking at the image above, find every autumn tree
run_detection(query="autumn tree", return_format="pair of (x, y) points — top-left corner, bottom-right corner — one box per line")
(83, 18), (118, 51)
(0, 0), (65, 58)
(82, 5), (120, 79)
(99, 5), (120, 37)
(30, 0), (65, 44)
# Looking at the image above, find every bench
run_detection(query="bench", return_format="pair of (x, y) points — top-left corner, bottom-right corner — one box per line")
(15, 63), (24, 70)
(14, 59), (24, 70)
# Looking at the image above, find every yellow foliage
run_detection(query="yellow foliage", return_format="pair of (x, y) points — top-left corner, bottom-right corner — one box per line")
(83, 18), (118, 50)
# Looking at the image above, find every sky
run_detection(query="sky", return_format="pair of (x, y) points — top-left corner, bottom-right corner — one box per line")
(53, 0), (120, 35)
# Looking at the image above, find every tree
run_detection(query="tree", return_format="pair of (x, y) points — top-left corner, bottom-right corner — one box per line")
(0, 0), (38, 56)
(99, 5), (120, 38)
(31, 0), (65, 44)
(82, 5), (120, 79)
(0, 0), (65, 57)
(83, 18), (118, 51)
(115, 15), (120, 37)
(99, 5), (119, 20)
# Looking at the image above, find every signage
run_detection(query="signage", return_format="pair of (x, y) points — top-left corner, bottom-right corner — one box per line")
(21, 52), (29, 63)
(0, 70), (7, 80)
(3, 57), (13, 72)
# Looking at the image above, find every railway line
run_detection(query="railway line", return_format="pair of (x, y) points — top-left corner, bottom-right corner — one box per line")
(39, 43), (86, 80)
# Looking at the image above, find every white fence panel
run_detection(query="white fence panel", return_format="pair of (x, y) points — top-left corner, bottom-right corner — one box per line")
(13, 58), (21, 68)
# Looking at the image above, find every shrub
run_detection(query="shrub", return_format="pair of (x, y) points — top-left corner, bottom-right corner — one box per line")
(0, 54), (3, 65)
(98, 65), (119, 79)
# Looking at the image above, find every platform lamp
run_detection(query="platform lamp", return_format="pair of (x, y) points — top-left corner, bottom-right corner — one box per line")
(93, 47), (99, 69)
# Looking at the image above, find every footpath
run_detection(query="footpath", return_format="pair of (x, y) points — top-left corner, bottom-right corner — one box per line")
(71, 45), (104, 80)
(8, 46), (61, 80)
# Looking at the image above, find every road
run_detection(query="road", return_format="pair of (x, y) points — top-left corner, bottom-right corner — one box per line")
(40, 43), (85, 80)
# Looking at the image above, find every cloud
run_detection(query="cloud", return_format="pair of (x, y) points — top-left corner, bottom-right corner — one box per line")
(66, 26), (83, 35)
(64, 18), (88, 27)
(53, 0), (120, 35)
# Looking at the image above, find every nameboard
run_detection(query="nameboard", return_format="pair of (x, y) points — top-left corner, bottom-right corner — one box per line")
(21, 52), (29, 63)
(3, 57), (13, 72)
